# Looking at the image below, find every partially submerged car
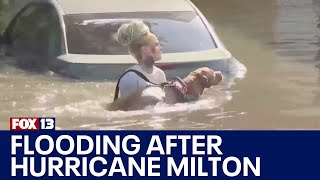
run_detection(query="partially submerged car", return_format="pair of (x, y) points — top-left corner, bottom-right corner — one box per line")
(0, 0), (246, 81)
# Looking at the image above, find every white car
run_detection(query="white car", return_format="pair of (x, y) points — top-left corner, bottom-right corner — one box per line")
(0, 0), (246, 81)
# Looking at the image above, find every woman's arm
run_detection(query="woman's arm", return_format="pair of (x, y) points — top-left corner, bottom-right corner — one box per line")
(118, 72), (149, 97)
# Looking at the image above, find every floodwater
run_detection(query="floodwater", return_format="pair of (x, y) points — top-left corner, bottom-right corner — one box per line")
(1, 0), (320, 130)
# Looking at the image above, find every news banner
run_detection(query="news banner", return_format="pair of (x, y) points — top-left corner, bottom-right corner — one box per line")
(0, 117), (319, 179)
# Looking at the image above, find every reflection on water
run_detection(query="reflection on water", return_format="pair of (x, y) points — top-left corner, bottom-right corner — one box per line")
(274, 0), (320, 121)
(1, 0), (320, 129)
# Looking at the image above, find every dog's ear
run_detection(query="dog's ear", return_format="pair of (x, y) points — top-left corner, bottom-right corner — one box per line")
(201, 68), (216, 87)
(194, 72), (212, 88)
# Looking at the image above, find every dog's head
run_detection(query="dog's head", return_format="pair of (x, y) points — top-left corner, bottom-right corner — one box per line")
(183, 67), (223, 98)
(187, 67), (222, 87)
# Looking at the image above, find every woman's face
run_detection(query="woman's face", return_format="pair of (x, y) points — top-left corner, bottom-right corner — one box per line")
(142, 33), (163, 61)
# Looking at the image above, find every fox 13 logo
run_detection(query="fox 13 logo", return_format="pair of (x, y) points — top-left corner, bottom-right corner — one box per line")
(10, 117), (55, 131)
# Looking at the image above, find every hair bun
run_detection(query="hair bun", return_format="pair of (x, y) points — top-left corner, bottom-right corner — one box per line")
(117, 20), (150, 46)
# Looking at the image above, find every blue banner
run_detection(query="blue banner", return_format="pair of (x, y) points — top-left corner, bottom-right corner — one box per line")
(1, 130), (320, 179)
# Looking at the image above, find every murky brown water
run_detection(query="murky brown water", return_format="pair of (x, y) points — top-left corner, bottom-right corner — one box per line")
(1, 0), (320, 130)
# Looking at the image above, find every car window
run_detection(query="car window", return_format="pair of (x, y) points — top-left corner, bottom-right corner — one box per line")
(64, 11), (217, 55)
(6, 4), (62, 56)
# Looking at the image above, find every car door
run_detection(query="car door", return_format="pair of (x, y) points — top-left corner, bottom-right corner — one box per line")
(4, 3), (63, 70)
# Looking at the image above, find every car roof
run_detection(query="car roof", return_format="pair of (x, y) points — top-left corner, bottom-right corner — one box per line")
(55, 0), (195, 15)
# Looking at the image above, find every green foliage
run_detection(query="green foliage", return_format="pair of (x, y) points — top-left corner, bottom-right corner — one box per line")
(0, 0), (6, 15)
(0, 0), (7, 31)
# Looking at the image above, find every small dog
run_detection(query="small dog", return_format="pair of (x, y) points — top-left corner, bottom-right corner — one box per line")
(108, 67), (223, 111)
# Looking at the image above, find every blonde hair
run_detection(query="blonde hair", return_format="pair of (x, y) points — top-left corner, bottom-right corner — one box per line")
(117, 20), (153, 61)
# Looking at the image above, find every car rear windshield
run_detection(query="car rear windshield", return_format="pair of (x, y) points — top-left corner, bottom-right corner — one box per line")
(64, 11), (217, 55)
